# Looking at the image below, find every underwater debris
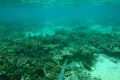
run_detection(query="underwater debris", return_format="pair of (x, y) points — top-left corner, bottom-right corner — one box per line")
(70, 45), (98, 70)
(58, 58), (68, 80)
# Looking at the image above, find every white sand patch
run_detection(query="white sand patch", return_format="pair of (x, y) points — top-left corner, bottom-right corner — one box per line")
(89, 25), (112, 33)
(24, 32), (41, 36)
(91, 54), (120, 80)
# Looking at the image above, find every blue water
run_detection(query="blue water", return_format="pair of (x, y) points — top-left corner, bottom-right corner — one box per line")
(1, 3), (120, 80)
(0, 5), (120, 25)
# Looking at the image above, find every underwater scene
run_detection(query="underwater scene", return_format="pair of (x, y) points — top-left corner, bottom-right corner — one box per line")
(0, 0), (120, 80)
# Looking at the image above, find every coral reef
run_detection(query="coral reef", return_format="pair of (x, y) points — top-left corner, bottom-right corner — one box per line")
(0, 23), (120, 80)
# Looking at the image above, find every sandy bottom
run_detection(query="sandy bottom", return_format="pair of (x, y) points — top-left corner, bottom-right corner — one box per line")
(91, 54), (120, 80)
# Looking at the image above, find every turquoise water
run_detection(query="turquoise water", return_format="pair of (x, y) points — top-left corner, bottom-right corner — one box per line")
(0, 1), (120, 80)
(0, 5), (120, 25)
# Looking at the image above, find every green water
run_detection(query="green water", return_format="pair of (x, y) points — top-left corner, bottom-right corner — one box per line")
(0, 1), (120, 80)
